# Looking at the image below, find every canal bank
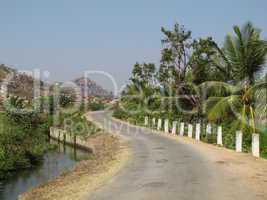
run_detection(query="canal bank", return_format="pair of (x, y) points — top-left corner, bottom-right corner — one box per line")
(19, 133), (130, 200)
(0, 138), (91, 200)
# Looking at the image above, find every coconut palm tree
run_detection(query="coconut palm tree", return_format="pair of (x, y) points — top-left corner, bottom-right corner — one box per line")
(209, 22), (266, 82)
(206, 22), (267, 134)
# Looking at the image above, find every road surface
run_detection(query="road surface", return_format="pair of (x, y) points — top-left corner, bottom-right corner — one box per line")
(88, 111), (263, 200)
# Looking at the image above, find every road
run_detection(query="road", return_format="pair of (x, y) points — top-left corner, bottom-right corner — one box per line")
(88, 111), (263, 200)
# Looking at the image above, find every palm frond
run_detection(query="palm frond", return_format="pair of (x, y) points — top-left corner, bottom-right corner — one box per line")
(199, 81), (235, 97)
(223, 22), (267, 83)
(206, 95), (241, 122)
(244, 81), (267, 98)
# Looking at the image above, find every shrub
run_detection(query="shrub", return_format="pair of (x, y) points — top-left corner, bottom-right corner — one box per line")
(0, 111), (50, 179)
(88, 101), (105, 111)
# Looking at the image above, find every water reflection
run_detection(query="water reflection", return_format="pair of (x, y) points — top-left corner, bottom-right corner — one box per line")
(0, 139), (90, 200)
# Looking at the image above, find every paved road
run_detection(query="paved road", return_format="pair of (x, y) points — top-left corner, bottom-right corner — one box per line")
(89, 111), (261, 200)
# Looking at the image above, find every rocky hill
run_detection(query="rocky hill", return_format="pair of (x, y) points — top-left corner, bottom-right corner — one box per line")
(0, 64), (113, 102)
(74, 77), (112, 98)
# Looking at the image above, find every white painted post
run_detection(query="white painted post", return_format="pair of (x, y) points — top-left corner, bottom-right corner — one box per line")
(144, 116), (149, 126)
(49, 127), (53, 137)
(235, 130), (243, 152)
(172, 121), (177, 135)
(157, 119), (162, 131)
(152, 118), (156, 128)
(217, 126), (223, 145)
(206, 123), (212, 135)
(195, 123), (201, 141)
(188, 124), (193, 138)
(252, 133), (260, 157)
(180, 122), (184, 136)
(164, 119), (169, 133)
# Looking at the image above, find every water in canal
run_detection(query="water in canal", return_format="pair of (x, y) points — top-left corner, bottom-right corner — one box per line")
(0, 140), (91, 200)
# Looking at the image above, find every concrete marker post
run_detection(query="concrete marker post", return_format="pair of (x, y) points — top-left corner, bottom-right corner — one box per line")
(195, 123), (201, 141)
(172, 121), (177, 135)
(180, 122), (184, 136)
(217, 126), (223, 145)
(157, 119), (162, 131)
(144, 116), (149, 126)
(49, 127), (53, 138)
(152, 118), (156, 128)
(252, 133), (260, 157)
(164, 119), (169, 133)
(188, 124), (193, 138)
(236, 130), (243, 152)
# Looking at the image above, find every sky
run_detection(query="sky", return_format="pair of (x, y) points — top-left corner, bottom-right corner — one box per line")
(0, 0), (266, 91)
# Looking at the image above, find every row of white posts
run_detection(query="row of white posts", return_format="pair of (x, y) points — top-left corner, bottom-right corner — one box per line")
(50, 127), (89, 149)
(145, 116), (260, 157)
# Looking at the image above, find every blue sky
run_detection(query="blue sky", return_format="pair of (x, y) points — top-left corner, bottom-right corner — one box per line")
(0, 0), (266, 90)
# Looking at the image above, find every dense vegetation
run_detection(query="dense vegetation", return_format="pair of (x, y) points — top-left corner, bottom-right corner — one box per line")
(87, 99), (107, 111)
(0, 97), (51, 179)
(113, 22), (267, 155)
(0, 88), (104, 179)
(57, 109), (100, 139)
(44, 89), (103, 139)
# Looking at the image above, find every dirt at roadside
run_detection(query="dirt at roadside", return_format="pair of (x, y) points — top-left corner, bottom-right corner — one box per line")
(20, 133), (130, 200)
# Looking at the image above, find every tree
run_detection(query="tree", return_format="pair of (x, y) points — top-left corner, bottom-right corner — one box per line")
(190, 37), (225, 84)
(159, 23), (192, 87)
(214, 22), (267, 84)
(59, 87), (76, 108)
(125, 62), (157, 98)
(130, 62), (156, 88)
(206, 22), (267, 134)
(118, 62), (158, 121)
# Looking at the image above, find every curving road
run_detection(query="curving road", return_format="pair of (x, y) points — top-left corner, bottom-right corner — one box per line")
(88, 111), (262, 200)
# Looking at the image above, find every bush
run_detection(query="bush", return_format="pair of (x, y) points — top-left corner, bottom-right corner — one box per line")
(0, 111), (50, 179)
(58, 111), (100, 139)
(59, 87), (76, 108)
(260, 128), (267, 158)
(112, 106), (129, 120)
(88, 101), (105, 111)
